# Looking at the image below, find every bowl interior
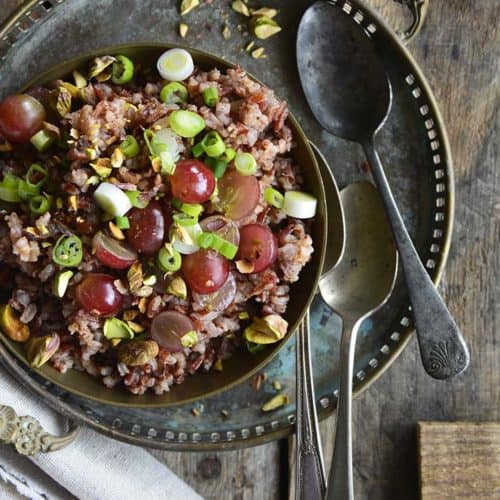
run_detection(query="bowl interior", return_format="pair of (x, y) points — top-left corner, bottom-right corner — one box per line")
(0, 44), (327, 407)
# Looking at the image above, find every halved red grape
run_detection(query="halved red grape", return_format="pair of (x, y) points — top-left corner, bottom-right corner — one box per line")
(192, 272), (236, 312)
(182, 249), (229, 294)
(199, 215), (240, 247)
(170, 159), (215, 203)
(151, 311), (195, 352)
(0, 94), (46, 143)
(237, 223), (278, 273)
(127, 201), (165, 255)
(217, 170), (260, 220)
(92, 231), (138, 269)
(75, 273), (123, 316)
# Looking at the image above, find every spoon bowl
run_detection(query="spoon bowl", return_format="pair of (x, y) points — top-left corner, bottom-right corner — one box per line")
(319, 182), (397, 318)
(297, 1), (391, 142)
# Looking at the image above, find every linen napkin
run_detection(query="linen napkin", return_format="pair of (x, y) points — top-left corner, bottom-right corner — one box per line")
(0, 366), (203, 500)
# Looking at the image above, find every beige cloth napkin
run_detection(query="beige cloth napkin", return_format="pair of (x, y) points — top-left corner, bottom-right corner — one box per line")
(0, 366), (203, 500)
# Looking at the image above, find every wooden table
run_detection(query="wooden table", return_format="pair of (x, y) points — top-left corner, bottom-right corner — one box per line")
(0, 1), (498, 498)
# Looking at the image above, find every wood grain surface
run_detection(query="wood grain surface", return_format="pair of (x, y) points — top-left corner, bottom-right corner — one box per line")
(419, 422), (500, 499)
(0, 1), (498, 499)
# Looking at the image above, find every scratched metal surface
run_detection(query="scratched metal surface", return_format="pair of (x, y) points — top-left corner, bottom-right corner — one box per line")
(0, 0), (452, 449)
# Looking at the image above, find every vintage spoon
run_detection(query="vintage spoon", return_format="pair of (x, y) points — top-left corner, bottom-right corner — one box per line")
(294, 142), (345, 500)
(319, 181), (398, 499)
(297, 0), (469, 382)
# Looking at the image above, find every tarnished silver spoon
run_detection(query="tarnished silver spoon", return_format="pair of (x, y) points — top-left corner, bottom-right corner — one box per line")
(297, 0), (469, 383)
(318, 182), (397, 500)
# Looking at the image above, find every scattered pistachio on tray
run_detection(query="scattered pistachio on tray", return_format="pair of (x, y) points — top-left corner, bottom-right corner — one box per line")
(251, 47), (266, 59)
(180, 0), (199, 16)
(232, 0), (250, 17)
(251, 372), (267, 390)
(261, 393), (290, 412)
(272, 380), (282, 391)
(250, 7), (278, 18)
(179, 23), (189, 38)
(251, 16), (282, 40)
(222, 24), (232, 40)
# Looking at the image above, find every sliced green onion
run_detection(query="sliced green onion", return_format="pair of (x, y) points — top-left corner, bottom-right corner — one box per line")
(17, 180), (39, 201)
(202, 86), (219, 107)
(247, 341), (265, 354)
(26, 164), (48, 189)
(125, 190), (149, 209)
(201, 131), (225, 158)
(168, 110), (206, 138)
(0, 174), (22, 202)
(191, 141), (205, 158)
(30, 129), (55, 152)
(104, 318), (134, 340)
(172, 199), (203, 218)
(52, 270), (74, 298)
(160, 150), (176, 175)
(283, 190), (317, 219)
(197, 231), (238, 259)
(93, 182), (132, 216)
(29, 195), (51, 215)
(205, 157), (228, 179)
(115, 215), (130, 229)
(197, 232), (216, 249)
(173, 213), (198, 227)
(157, 48), (194, 81)
(264, 187), (284, 208)
(170, 223), (203, 255)
(119, 135), (139, 158)
(52, 234), (83, 267)
(219, 241), (238, 260)
(157, 246), (182, 272)
(112, 55), (134, 84)
(221, 147), (236, 163)
(234, 152), (257, 176)
(160, 82), (188, 104)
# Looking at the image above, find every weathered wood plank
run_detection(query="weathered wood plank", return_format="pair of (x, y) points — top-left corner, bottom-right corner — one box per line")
(419, 422), (500, 499)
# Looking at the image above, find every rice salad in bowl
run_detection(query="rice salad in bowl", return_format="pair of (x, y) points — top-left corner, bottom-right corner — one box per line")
(0, 48), (318, 397)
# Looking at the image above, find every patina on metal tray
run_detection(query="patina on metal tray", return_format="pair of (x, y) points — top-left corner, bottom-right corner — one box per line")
(0, 0), (453, 450)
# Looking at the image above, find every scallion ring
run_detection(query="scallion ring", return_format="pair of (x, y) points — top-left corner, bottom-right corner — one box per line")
(201, 131), (225, 158)
(115, 215), (130, 229)
(30, 129), (55, 152)
(17, 179), (39, 201)
(29, 195), (51, 215)
(157, 246), (182, 272)
(234, 152), (257, 176)
(112, 55), (134, 84)
(160, 82), (188, 104)
(197, 231), (238, 259)
(264, 187), (284, 209)
(52, 234), (83, 267)
(26, 164), (48, 190)
(191, 141), (205, 158)
(168, 110), (206, 138)
(204, 157), (228, 179)
(0, 174), (22, 203)
(173, 213), (198, 227)
(202, 86), (219, 107)
(125, 190), (149, 209)
(119, 135), (139, 158)
(221, 147), (236, 163)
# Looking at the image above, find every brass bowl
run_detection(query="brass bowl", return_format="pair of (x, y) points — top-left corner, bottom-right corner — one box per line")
(0, 44), (327, 408)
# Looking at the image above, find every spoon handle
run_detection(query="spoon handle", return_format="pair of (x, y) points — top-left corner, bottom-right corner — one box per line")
(363, 140), (470, 379)
(327, 317), (360, 500)
(295, 309), (326, 500)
